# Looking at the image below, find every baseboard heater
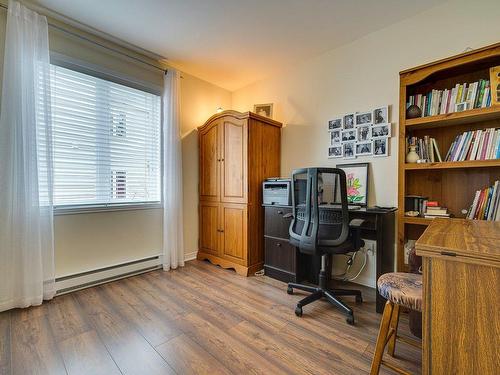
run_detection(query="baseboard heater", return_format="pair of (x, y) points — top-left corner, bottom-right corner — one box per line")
(55, 255), (162, 295)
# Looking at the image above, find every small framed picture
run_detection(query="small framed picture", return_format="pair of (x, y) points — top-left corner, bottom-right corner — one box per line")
(330, 129), (341, 145)
(355, 141), (373, 156)
(373, 106), (389, 124)
(355, 111), (372, 125)
(373, 138), (389, 157)
(342, 142), (356, 159)
(371, 123), (391, 139)
(341, 129), (356, 143)
(328, 145), (342, 158)
(455, 102), (469, 112)
(253, 103), (273, 118)
(356, 124), (372, 142)
(328, 118), (342, 130)
(343, 113), (355, 129)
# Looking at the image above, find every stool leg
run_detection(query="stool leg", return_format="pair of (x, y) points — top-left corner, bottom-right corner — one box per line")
(387, 304), (400, 357)
(370, 300), (394, 375)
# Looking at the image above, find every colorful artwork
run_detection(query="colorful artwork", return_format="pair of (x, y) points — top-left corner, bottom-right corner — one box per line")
(346, 172), (364, 203)
(337, 163), (369, 206)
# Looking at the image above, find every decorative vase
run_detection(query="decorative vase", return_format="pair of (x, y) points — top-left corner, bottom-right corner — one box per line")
(406, 146), (419, 163)
(406, 104), (422, 119)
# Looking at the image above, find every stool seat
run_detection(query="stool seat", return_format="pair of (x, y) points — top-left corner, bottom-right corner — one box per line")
(377, 272), (422, 312)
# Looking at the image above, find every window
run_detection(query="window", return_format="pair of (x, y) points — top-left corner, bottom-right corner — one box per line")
(50, 64), (161, 208)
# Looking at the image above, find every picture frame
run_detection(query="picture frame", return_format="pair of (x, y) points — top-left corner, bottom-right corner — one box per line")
(341, 129), (356, 143)
(253, 103), (273, 118)
(342, 142), (356, 159)
(336, 162), (369, 206)
(328, 145), (342, 158)
(355, 111), (372, 125)
(373, 138), (389, 157)
(343, 113), (355, 129)
(355, 141), (373, 156)
(330, 129), (341, 145)
(373, 106), (389, 124)
(328, 118), (343, 130)
(371, 123), (391, 139)
(356, 124), (372, 142)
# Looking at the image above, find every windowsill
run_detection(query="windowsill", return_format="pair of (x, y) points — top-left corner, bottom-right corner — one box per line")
(54, 202), (162, 215)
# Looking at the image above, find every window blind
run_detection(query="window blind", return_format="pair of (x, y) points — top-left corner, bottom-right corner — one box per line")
(49, 64), (161, 207)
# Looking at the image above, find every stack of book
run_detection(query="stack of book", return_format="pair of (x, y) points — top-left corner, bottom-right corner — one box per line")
(467, 181), (500, 221)
(444, 128), (500, 161)
(423, 201), (450, 219)
(406, 79), (492, 117)
(406, 135), (442, 162)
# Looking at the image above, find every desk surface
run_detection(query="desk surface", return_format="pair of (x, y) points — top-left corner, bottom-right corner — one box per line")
(416, 218), (500, 266)
(262, 204), (397, 215)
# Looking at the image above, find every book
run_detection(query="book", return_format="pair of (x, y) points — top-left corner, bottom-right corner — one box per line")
(444, 127), (500, 162)
(468, 181), (500, 220)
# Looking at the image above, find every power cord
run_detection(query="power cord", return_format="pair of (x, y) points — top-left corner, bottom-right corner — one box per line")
(332, 247), (368, 282)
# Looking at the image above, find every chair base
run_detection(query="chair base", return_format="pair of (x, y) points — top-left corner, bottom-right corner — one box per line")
(287, 282), (362, 325)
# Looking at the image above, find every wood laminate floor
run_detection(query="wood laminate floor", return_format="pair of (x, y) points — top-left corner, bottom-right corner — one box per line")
(0, 260), (421, 375)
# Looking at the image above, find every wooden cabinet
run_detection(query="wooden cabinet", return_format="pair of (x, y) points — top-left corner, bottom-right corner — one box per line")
(416, 219), (500, 375)
(197, 111), (282, 276)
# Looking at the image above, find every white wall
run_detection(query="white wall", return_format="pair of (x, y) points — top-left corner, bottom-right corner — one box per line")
(231, 0), (500, 286)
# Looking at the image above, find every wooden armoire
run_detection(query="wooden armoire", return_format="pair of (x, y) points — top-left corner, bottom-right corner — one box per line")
(197, 110), (282, 276)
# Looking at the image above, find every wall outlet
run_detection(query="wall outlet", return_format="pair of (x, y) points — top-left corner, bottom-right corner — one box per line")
(362, 239), (376, 255)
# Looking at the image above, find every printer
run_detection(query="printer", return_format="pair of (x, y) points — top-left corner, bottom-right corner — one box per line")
(262, 178), (291, 206)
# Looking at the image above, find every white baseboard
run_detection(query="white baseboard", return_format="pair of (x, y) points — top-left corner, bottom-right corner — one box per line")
(184, 250), (197, 262)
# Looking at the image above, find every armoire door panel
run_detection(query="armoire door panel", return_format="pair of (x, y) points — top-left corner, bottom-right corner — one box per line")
(221, 119), (247, 203)
(221, 204), (247, 264)
(199, 202), (220, 255)
(199, 122), (220, 201)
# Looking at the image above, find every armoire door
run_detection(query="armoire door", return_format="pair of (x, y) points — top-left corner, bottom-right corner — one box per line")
(221, 203), (247, 264)
(199, 201), (220, 256)
(199, 120), (221, 201)
(221, 118), (247, 203)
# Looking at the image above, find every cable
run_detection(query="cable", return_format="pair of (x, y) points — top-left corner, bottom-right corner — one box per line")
(332, 248), (368, 282)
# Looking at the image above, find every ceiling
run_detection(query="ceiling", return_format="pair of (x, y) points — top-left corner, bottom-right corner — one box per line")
(34, 0), (445, 91)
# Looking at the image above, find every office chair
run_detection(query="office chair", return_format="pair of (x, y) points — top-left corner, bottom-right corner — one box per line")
(287, 168), (365, 325)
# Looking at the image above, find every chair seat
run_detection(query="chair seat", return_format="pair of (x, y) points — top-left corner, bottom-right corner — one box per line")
(377, 272), (422, 312)
(321, 240), (356, 254)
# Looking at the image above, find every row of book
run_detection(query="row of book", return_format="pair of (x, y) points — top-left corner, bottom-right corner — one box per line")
(467, 181), (500, 221)
(445, 128), (500, 161)
(406, 136), (442, 162)
(406, 79), (492, 117)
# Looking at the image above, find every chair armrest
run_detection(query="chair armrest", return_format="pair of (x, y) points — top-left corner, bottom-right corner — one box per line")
(349, 218), (366, 250)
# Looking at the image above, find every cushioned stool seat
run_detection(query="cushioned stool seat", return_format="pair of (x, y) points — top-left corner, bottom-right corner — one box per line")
(377, 272), (422, 312)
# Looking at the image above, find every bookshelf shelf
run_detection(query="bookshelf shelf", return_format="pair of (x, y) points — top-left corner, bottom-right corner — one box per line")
(404, 106), (500, 130)
(404, 159), (500, 170)
(403, 217), (433, 226)
(397, 42), (500, 272)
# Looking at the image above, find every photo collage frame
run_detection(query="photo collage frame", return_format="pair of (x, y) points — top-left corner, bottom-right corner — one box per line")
(328, 106), (391, 159)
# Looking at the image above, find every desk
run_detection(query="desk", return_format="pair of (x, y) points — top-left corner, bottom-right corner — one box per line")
(416, 218), (500, 375)
(263, 204), (396, 313)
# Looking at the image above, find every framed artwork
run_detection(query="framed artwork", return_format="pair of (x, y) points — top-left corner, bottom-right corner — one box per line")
(253, 103), (273, 118)
(371, 123), (391, 138)
(355, 141), (373, 156)
(328, 118), (343, 130)
(328, 145), (342, 158)
(337, 162), (369, 206)
(342, 142), (356, 159)
(343, 113), (355, 129)
(373, 106), (389, 124)
(330, 129), (341, 145)
(373, 138), (389, 157)
(355, 111), (372, 125)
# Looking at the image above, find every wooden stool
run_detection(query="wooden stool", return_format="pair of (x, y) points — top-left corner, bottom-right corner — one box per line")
(370, 272), (422, 375)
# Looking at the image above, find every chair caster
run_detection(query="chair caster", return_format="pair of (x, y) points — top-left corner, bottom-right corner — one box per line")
(346, 314), (355, 325)
(295, 306), (303, 317)
(287, 286), (293, 295)
(355, 295), (363, 303)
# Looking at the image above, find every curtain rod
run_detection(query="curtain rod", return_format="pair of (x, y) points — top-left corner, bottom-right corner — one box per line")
(0, 3), (168, 74)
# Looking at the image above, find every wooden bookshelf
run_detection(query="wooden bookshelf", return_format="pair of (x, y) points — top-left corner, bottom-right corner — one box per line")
(397, 42), (500, 272)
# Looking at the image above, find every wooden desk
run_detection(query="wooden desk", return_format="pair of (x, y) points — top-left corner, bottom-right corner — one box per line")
(263, 204), (396, 313)
(416, 219), (500, 375)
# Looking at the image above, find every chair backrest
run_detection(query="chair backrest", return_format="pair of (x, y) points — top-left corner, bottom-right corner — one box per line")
(289, 168), (350, 255)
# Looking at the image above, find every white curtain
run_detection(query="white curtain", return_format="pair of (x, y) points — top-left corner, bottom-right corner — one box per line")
(162, 69), (184, 270)
(0, 0), (55, 311)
